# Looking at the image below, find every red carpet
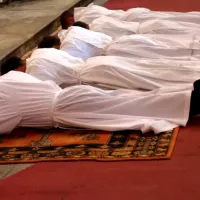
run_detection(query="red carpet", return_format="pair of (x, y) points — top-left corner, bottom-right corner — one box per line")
(1, 1), (200, 199)
(1, 118), (200, 200)
(104, 0), (200, 11)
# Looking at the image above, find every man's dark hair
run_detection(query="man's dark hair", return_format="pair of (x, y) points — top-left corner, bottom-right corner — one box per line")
(1, 57), (23, 75)
(60, 10), (74, 29)
(38, 36), (61, 48)
(72, 21), (89, 30)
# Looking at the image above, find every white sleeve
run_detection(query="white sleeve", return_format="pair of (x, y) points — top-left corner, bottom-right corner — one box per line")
(74, 7), (87, 21)
(0, 96), (21, 135)
(57, 30), (68, 43)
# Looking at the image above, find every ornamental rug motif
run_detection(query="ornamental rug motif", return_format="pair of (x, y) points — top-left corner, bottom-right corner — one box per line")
(0, 128), (179, 163)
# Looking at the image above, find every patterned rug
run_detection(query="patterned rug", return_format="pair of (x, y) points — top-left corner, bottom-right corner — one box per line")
(0, 127), (179, 163)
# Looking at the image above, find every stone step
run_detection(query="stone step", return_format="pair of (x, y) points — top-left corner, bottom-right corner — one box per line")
(0, 0), (93, 66)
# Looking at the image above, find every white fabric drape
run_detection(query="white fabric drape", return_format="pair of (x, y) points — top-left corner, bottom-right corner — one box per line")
(54, 84), (192, 133)
(81, 56), (199, 90)
(74, 3), (125, 24)
(0, 71), (193, 134)
(122, 11), (200, 24)
(105, 34), (200, 60)
(90, 16), (139, 38)
(75, 4), (200, 25)
(26, 49), (200, 90)
(59, 26), (112, 60)
(26, 48), (84, 87)
(90, 17), (200, 38)
(138, 19), (200, 34)
(0, 71), (62, 134)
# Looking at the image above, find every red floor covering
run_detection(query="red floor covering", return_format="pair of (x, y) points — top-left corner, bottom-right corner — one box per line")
(1, 0), (200, 199)
(104, 0), (200, 11)
(1, 117), (200, 200)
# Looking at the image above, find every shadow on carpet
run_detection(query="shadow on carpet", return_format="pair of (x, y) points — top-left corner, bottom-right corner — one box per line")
(0, 128), (179, 163)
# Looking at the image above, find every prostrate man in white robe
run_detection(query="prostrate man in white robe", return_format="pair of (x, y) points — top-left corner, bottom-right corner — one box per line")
(105, 34), (200, 60)
(0, 69), (199, 135)
(122, 8), (200, 24)
(3, 51), (200, 90)
(123, 7), (200, 20)
(90, 16), (200, 38)
(2, 36), (200, 90)
(26, 36), (85, 88)
(138, 19), (200, 34)
(76, 4), (200, 25)
(58, 21), (112, 60)
(59, 12), (200, 58)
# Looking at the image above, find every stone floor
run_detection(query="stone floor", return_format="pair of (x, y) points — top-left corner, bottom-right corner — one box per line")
(0, 0), (107, 180)
(0, 0), (87, 65)
(94, 0), (107, 4)
(0, 164), (33, 180)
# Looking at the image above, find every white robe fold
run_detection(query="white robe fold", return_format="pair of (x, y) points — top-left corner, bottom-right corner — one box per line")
(0, 71), (192, 134)
(54, 84), (192, 133)
(105, 34), (200, 60)
(90, 16), (139, 38)
(124, 7), (200, 17)
(75, 4), (200, 25)
(90, 17), (200, 37)
(59, 26), (112, 60)
(0, 71), (61, 134)
(122, 11), (200, 24)
(81, 56), (199, 90)
(122, 9), (187, 21)
(26, 48), (84, 88)
(26, 49), (200, 90)
(138, 19), (200, 34)
(74, 3), (125, 24)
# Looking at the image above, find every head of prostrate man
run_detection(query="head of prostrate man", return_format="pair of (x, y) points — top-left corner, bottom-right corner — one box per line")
(60, 10), (74, 29)
(38, 36), (61, 50)
(1, 57), (26, 75)
(72, 21), (90, 30)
